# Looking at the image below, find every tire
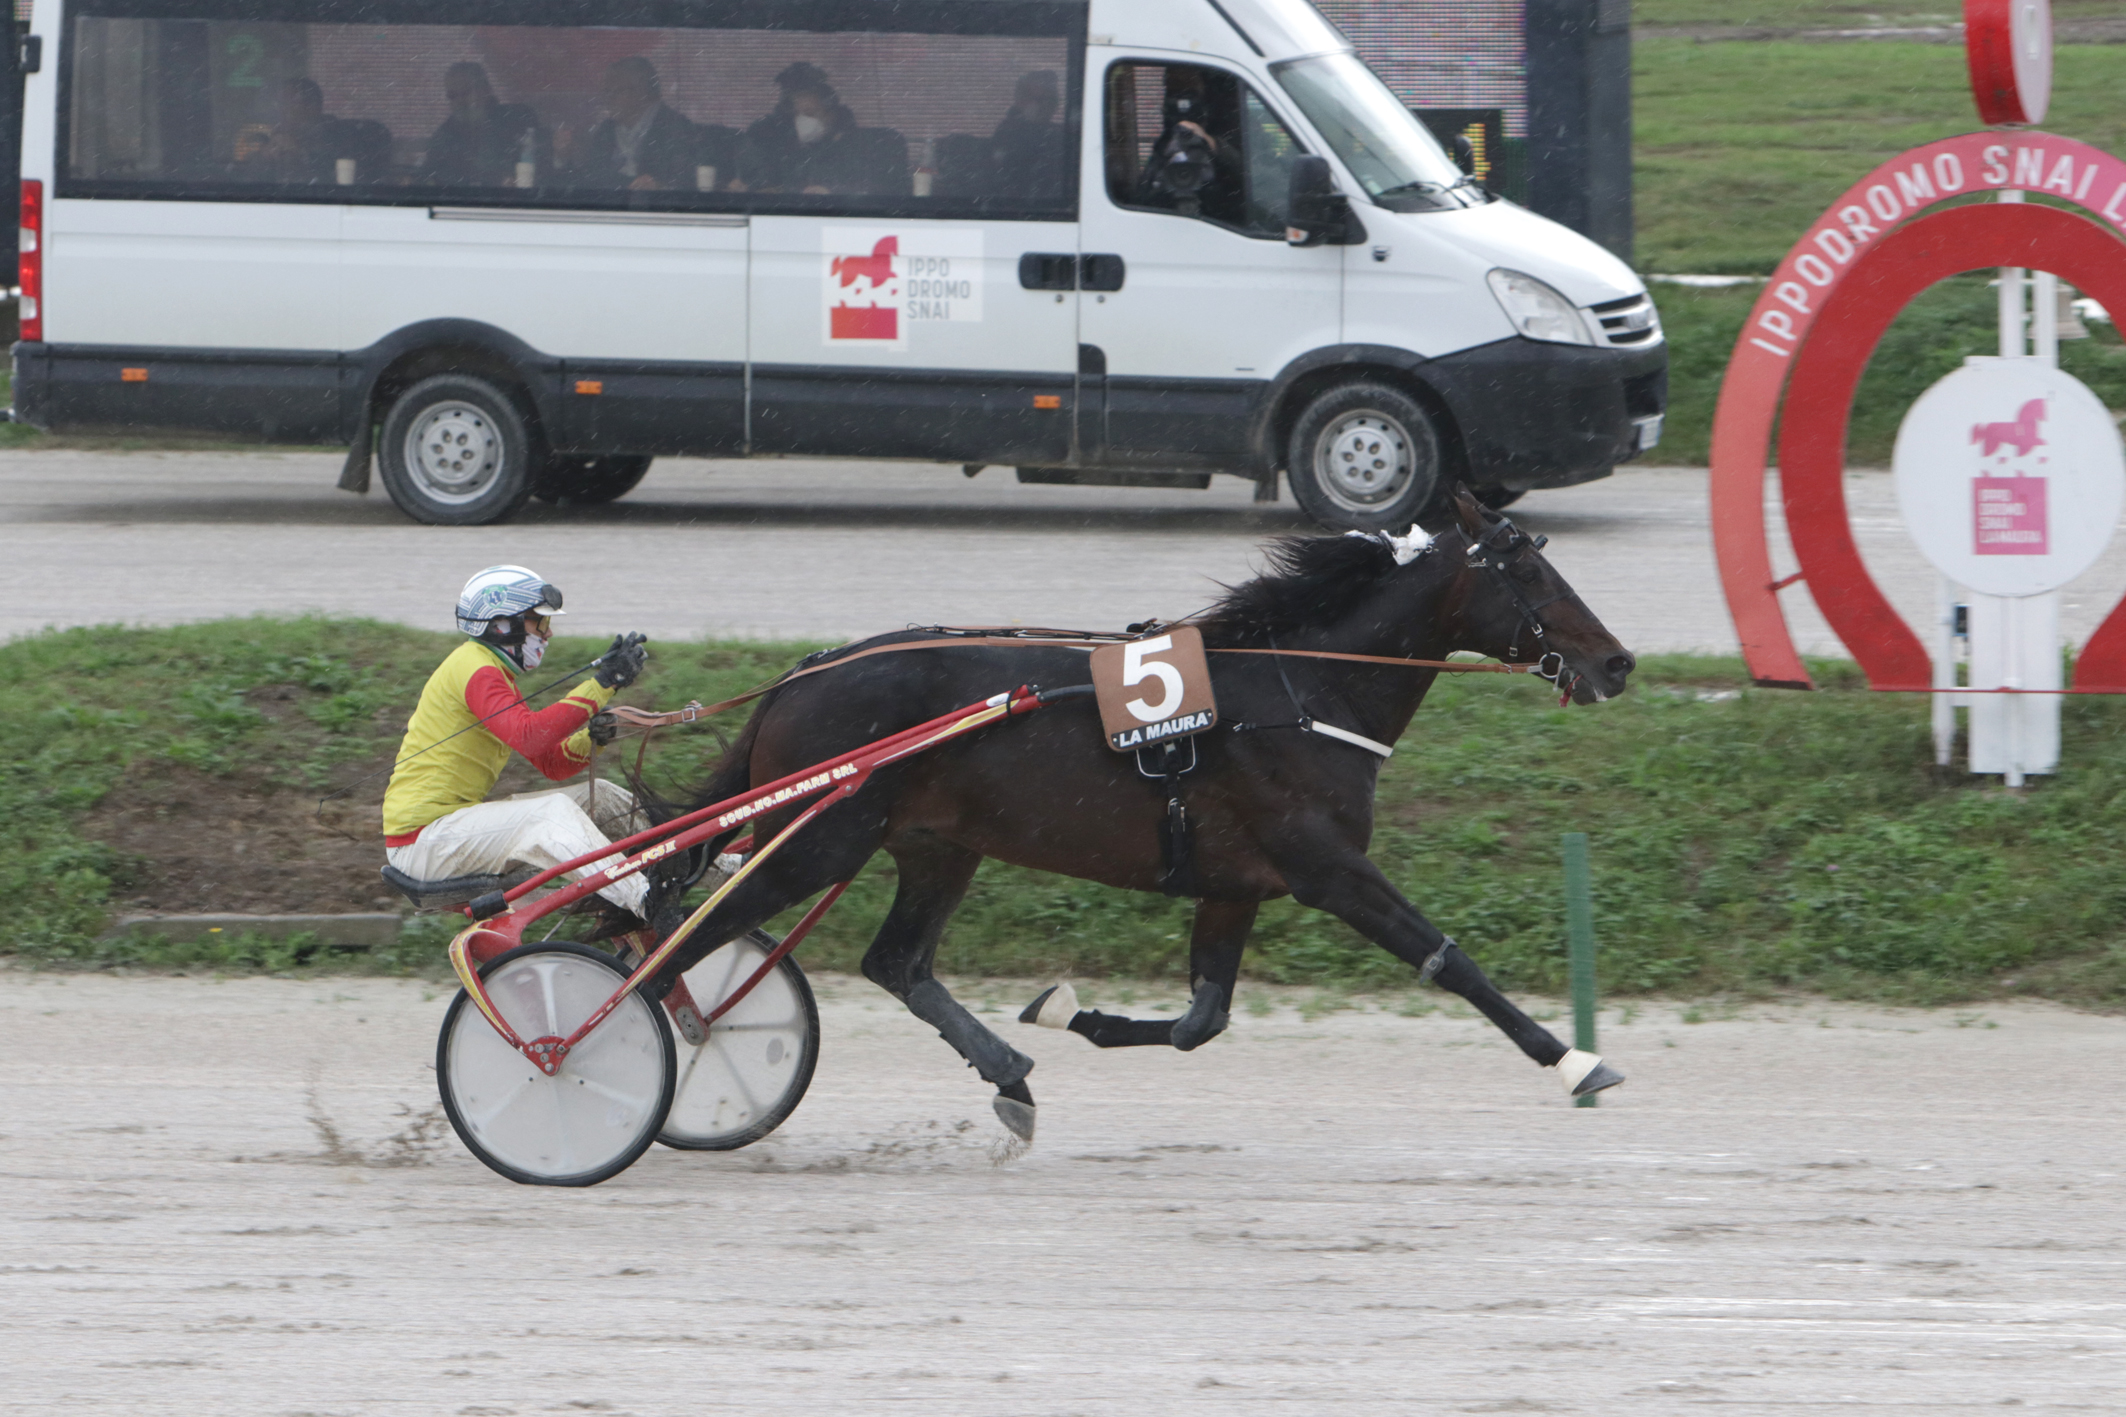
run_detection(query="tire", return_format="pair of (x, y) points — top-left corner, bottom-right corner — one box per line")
(436, 941), (676, 1187)
(377, 373), (540, 526)
(1285, 381), (1447, 532)
(1469, 484), (1526, 510)
(533, 454), (653, 506)
(657, 929), (821, 1152)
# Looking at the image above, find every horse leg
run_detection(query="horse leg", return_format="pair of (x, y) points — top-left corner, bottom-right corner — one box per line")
(859, 834), (1040, 1141)
(1287, 854), (1622, 1097)
(1021, 901), (1255, 1052)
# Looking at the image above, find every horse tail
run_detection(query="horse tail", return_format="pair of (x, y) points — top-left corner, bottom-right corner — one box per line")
(691, 700), (767, 830)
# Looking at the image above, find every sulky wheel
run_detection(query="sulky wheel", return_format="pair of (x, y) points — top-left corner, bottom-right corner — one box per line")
(437, 941), (675, 1187)
(1285, 380), (1448, 532)
(376, 373), (540, 526)
(533, 454), (653, 506)
(658, 929), (820, 1151)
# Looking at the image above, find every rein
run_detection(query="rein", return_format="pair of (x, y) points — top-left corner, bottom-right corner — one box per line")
(640, 518), (1581, 729)
(679, 631), (1551, 722)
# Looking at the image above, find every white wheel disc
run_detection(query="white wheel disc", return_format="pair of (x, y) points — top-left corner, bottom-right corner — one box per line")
(659, 933), (819, 1151)
(440, 947), (673, 1186)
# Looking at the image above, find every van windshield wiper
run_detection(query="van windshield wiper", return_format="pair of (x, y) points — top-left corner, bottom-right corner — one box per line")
(1371, 179), (1451, 200)
(1373, 175), (1487, 205)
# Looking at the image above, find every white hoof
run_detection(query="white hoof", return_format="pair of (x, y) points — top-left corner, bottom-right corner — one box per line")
(1554, 1047), (1623, 1097)
(1019, 981), (1080, 1030)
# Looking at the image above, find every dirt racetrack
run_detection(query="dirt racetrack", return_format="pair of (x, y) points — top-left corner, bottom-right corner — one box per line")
(6, 971), (2124, 1415)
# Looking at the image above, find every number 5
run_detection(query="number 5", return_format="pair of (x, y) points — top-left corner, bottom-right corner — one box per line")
(1122, 635), (1184, 722)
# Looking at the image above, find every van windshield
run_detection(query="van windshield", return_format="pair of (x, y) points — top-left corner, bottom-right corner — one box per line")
(1271, 52), (1479, 213)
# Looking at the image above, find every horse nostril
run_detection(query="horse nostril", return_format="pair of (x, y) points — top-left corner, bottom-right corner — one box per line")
(1607, 652), (1636, 678)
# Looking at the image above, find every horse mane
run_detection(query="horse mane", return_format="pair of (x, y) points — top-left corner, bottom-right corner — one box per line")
(1196, 532), (1433, 644)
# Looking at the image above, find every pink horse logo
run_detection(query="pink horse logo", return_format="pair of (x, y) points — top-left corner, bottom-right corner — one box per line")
(1971, 398), (2046, 458)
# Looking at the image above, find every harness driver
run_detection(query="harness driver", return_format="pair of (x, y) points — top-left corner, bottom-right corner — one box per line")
(383, 565), (652, 942)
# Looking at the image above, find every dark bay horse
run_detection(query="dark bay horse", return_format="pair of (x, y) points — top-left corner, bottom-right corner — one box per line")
(645, 489), (1635, 1140)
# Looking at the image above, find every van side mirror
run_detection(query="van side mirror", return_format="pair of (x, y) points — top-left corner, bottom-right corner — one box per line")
(1451, 133), (1477, 177)
(1285, 155), (1350, 248)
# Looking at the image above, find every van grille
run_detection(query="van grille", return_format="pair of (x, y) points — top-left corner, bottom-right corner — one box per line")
(1588, 292), (1662, 347)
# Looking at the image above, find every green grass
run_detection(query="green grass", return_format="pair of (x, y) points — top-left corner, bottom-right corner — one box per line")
(11, 619), (2126, 1007)
(1634, 40), (2126, 275)
(1656, 275), (2126, 465)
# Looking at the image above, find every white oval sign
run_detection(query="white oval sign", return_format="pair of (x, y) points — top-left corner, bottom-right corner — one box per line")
(1893, 357), (2123, 597)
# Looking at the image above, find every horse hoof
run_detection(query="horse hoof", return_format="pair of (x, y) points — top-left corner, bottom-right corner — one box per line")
(1554, 1047), (1624, 1097)
(1019, 981), (1080, 1029)
(992, 1093), (1037, 1142)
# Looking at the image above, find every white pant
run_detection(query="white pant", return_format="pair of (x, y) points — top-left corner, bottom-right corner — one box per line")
(386, 780), (651, 916)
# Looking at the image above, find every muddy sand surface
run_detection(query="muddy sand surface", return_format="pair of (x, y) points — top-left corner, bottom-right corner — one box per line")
(5, 972), (2124, 1414)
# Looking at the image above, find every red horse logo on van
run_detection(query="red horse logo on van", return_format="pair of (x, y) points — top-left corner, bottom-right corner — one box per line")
(1971, 398), (2046, 458)
(832, 236), (898, 290)
(828, 237), (900, 341)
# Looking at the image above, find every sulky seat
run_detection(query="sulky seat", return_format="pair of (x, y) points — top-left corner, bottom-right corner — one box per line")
(380, 863), (538, 912)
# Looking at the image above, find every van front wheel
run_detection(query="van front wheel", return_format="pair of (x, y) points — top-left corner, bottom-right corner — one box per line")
(1286, 383), (1445, 532)
(378, 374), (539, 526)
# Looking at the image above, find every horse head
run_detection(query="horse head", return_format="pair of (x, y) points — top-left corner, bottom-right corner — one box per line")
(1438, 484), (1635, 704)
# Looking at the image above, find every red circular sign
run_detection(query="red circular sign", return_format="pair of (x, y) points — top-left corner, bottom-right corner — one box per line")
(1966, 0), (2052, 126)
(1776, 202), (2126, 691)
(1709, 132), (2126, 690)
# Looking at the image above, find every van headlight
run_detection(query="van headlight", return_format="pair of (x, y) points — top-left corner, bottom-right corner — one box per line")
(1486, 269), (1595, 346)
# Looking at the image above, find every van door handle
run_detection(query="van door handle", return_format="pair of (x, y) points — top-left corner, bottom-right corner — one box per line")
(1018, 253), (1077, 291)
(1079, 254), (1125, 292)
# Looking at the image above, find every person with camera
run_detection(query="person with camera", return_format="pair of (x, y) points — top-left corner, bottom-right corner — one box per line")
(1138, 67), (1241, 217)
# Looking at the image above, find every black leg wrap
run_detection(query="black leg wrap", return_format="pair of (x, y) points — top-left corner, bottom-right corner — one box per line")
(906, 978), (1034, 1086)
(1067, 1010), (1175, 1048)
(1169, 978), (1230, 1052)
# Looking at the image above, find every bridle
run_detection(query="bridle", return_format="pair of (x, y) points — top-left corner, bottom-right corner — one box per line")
(1462, 514), (1575, 698)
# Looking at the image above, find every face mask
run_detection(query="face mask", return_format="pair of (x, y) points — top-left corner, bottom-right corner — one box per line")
(794, 113), (828, 145)
(517, 629), (549, 671)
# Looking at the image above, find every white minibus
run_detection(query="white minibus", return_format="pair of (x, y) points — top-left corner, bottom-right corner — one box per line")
(12, 0), (1665, 529)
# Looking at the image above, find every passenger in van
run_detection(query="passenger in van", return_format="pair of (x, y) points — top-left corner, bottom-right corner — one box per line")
(735, 62), (902, 196)
(239, 77), (365, 185)
(989, 70), (1065, 203)
(556, 58), (700, 190)
(1138, 66), (1243, 222)
(422, 62), (544, 188)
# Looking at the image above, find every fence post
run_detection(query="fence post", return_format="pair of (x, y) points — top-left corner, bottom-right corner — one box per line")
(1561, 831), (1598, 1108)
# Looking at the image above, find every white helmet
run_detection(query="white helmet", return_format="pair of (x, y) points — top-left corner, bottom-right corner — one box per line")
(455, 565), (564, 637)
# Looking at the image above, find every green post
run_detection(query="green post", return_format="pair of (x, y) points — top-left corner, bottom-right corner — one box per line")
(1561, 831), (1598, 1108)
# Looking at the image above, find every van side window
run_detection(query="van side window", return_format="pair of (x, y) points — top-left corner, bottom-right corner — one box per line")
(1103, 61), (1304, 239)
(59, 5), (1081, 218)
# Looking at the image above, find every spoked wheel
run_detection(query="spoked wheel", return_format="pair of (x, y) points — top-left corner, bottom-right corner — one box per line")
(437, 942), (676, 1187)
(658, 929), (820, 1151)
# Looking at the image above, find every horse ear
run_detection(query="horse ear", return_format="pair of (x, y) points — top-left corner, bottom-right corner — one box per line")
(1449, 482), (1487, 538)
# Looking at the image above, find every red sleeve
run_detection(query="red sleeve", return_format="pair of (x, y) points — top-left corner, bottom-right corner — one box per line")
(464, 665), (598, 781)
